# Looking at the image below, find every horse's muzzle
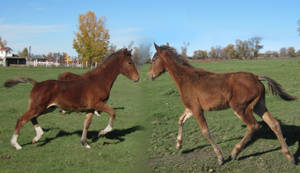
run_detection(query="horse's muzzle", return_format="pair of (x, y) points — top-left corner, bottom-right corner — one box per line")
(133, 77), (139, 82)
(147, 72), (154, 81)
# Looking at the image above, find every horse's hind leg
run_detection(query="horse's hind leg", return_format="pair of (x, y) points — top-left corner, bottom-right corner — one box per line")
(176, 108), (193, 150)
(31, 117), (44, 144)
(231, 105), (260, 160)
(11, 108), (41, 150)
(254, 99), (295, 163)
(81, 113), (93, 149)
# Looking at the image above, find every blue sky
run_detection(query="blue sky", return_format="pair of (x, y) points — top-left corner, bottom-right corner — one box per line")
(0, 0), (299, 56)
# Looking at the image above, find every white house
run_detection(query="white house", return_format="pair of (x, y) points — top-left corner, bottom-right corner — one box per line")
(0, 47), (13, 66)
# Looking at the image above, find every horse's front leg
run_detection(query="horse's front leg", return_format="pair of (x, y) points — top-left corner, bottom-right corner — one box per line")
(81, 112), (93, 149)
(176, 108), (193, 150)
(94, 102), (115, 136)
(193, 108), (224, 165)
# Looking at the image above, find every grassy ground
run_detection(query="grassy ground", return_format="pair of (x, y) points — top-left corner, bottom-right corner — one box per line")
(0, 58), (300, 173)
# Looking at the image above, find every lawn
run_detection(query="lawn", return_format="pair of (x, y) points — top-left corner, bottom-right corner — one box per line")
(0, 57), (300, 173)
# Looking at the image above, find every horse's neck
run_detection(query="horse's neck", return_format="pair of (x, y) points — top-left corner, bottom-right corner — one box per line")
(163, 57), (191, 90)
(89, 58), (121, 92)
(163, 56), (211, 93)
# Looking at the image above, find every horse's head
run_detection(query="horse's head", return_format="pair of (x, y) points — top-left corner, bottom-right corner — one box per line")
(148, 43), (167, 80)
(119, 49), (139, 82)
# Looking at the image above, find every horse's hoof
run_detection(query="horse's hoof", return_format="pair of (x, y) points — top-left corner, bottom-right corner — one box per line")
(11, 143), (22, 150)
(288, 156), (296, 165)
(98, 130), (107, 137)
(176, 144), (182, 151)
(218, 159), (224, 166)
(231, 153), (237, 160)
(84, 144), (91, 149)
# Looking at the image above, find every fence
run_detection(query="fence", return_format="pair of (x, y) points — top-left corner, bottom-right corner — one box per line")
(25, 60), (98, 68)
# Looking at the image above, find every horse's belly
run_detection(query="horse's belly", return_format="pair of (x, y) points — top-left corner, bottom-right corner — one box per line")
(201, 97), (230, 111)
(205, 103), (230, 111)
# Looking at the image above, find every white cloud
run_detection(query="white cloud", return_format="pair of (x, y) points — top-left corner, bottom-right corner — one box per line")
(110, 27), (146, 47)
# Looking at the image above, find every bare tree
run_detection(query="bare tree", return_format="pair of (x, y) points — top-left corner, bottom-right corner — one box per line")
(181, 42), (190, 58)
(298, 19), (300, 36)
(280, 47), (287, 57)
(296, 49), (300, 57)
(132, 42), (152, 65)
(209, 46), (217, 58)
(106, 44), (117, 56)
(193, 50), (208, 59)
(287, 47), (296, 57)
(249, 37), (263, 58)
(223, 44), (237, 59)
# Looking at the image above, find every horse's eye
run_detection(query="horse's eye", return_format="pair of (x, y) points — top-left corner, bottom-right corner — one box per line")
(128, 61), (132, 65)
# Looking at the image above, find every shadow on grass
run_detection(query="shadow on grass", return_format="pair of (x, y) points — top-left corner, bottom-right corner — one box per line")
(21, 125), (144, 147)
(180, 120), (300, 164)
(181, 136), (242, 154)
(238, 120), (300, 164)
(61, 106), (125, 115)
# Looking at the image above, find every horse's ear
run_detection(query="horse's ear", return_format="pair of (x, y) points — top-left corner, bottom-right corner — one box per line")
(154, 43), (160, 52)
(123, 48), (129, 55)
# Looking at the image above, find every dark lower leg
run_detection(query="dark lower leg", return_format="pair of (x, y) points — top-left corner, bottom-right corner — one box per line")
(31, 118), (44, 143)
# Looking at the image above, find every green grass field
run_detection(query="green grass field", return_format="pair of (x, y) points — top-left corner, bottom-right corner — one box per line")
(0, 58), (300, 173)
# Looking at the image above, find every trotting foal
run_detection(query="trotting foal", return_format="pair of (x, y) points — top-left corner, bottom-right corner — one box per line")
(148, 43), (297, 165)
(4, 48), (139, 150)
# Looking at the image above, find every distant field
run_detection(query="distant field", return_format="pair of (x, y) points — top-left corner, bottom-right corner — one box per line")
(0, 58), (300, 173)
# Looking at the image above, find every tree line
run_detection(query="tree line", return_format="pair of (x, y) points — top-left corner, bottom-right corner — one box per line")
(190, 37), (300, 60)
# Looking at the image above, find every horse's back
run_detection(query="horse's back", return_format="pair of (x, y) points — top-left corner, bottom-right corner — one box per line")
(58, 72), (82, 81)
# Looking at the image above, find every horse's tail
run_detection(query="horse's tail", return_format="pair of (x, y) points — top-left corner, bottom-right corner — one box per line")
(4, 77), (37, 88)
(258, 75), (297, 101)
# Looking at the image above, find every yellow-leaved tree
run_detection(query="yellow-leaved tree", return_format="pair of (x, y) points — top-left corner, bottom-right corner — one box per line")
(73, 11), (110, 67)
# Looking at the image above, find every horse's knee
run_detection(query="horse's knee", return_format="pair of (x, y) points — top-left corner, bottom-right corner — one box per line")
(201, 128), (210, 138)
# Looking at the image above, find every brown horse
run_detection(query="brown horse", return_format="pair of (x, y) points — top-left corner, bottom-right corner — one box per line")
(4, 48), (139, 150)
(148, 43), (297, 165)
(57, 63), (108, 116)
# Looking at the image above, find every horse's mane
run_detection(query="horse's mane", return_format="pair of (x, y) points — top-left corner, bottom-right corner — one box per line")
(101, 48), (127, 65)
(84, 48), (128, 76)
(159, 45), (193, 68)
